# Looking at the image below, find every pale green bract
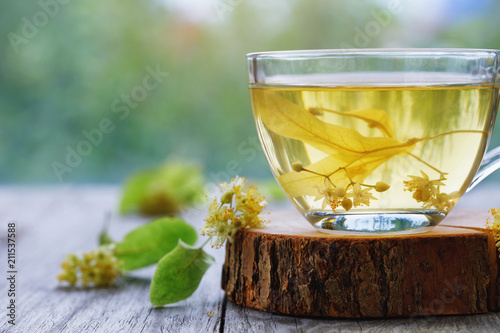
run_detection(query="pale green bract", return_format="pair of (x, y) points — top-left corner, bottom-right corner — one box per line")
(149, 240), (215, 306)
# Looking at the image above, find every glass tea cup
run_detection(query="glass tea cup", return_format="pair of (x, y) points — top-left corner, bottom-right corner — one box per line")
(247, 49), (500, 234)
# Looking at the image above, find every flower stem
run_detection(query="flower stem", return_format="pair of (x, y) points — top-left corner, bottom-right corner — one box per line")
(315, 106), (393, 138)
(407, 153), (447, 179)
(301, 167), (329, 178)
(201, 237), (212, 249)
(340, 167), (354, 184)
(423, 130), (488, 141)
(325, 177), (335, 187)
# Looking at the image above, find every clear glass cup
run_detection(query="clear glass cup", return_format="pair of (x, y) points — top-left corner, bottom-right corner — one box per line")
(247, 48), (500, 234)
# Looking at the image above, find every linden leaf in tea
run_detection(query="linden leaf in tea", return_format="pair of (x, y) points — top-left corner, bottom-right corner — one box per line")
(115, 217), (197, 271)
(254, 92), (485, 213)
(256, 93), (418, 208)
(316, 107), (395, 138)
(149, 240), (215, 306)
(256, 94), (413, 158)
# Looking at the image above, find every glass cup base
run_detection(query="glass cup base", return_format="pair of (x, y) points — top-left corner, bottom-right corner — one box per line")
(308, 211), (446, 235)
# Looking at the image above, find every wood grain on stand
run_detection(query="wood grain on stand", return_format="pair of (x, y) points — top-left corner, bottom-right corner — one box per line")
(223, 209), (499, 318)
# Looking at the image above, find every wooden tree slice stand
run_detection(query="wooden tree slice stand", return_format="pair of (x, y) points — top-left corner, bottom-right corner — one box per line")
(222, 209), (500, 318)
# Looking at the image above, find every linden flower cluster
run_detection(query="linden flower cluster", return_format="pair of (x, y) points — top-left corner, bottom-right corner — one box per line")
(403, 170), (459, 211)
(292, 162), (390, 211)
(201, 176), (268, 248)
(315, 180), (390, 211)
(487, 209), (500, 255)
(57, 245), (122, 287)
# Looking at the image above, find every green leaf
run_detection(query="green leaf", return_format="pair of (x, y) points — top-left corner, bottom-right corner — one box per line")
(115, 217), (197, 271)
(119, 171), (159, 215)
(150, 240), (215, 306)
(119, 161), (205, 216)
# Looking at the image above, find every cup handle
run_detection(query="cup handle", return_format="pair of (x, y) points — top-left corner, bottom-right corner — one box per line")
(466, 146), (500, 192)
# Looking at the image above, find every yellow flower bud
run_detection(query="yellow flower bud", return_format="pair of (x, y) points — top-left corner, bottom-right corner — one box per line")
(221, 191), (234, 204)
(334, 186), (346, 197)
(308, 107), (323, 116)
(375, 181), (390, 192)
(341, 198), (353, 211)
(291, 162), (303, 172)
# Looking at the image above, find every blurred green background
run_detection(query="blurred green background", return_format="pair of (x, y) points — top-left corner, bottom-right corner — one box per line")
(1, 0), (500, 184)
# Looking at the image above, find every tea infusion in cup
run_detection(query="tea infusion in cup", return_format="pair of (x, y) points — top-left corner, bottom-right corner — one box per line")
(248, 49), (500, 234)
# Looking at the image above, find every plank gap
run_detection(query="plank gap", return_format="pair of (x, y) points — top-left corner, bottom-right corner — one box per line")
(219, 295), (228, 333)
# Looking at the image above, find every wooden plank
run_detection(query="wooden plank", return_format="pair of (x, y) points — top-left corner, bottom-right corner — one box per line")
(0, 186), (224, 333)
(224, 301), (500, 333)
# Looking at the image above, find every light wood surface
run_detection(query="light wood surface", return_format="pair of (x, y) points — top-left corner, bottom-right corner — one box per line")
(1, 186), (500, 332)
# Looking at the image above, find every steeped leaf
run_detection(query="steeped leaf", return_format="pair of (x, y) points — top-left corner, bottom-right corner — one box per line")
(256, 94), (409, 158)
(320, 108), (395, 138)
(255, 93), (416, 198)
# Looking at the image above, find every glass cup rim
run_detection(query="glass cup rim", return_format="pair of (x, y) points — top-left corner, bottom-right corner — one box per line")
(246, 48), (500, 59)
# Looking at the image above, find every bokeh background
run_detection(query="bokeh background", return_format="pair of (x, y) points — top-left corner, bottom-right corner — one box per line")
(1, 0), (500, 185)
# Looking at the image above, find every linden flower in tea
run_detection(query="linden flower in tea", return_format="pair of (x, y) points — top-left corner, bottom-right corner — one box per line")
(349, 183), (378, 207)
(314, 178), (346, 210)
(252, 90), (489, 220)
(403, 171), (443, 202)
(248, 50), (500, 235)
(403, 170), (459, 212)
(426, 192), (460, 211)
(293, 161), (390, 212)
(201, 177), (268, 248)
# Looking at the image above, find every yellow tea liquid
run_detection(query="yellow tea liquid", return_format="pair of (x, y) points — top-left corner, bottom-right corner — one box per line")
(250, 74), (498, 231)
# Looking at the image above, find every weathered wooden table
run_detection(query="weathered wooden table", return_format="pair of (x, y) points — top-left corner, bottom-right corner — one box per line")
(1, 185), (500, 332)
